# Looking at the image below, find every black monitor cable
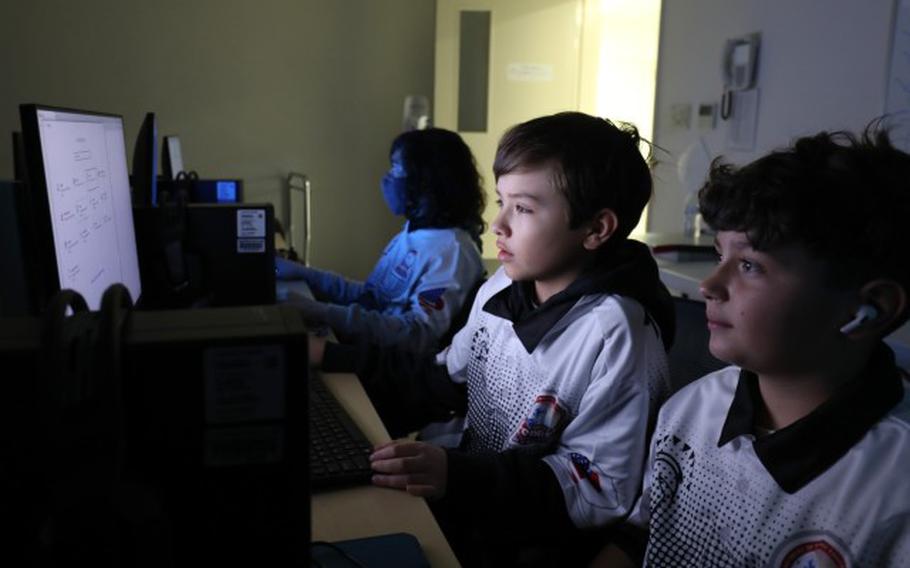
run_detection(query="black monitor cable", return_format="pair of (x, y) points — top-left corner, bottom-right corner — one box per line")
(172, 170), (199, 204)
(97, 283), (133, 477)
(36, 289), (103, 559)
(33, 286), (141, 562)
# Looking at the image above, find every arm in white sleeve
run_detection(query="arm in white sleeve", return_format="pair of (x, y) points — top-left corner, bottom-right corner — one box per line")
(541, 305), (664, 529)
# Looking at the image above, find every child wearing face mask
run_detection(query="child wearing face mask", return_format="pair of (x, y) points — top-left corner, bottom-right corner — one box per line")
(276, 128), (486, 353)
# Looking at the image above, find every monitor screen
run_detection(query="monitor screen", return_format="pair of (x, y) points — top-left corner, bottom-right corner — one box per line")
(190, 178), (243, 204)
(162, 135), (184, 180)
(20, 105), (142, 310)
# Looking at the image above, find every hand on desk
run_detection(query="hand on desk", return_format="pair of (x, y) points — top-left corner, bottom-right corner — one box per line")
(308, 334), (327, 368)
(370, 440), (448, 499)
(275, 256), (309, 280)
(282, 290), (331, 328)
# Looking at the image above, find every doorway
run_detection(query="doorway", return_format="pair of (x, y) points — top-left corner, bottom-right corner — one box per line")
(435, 0), (662, 255)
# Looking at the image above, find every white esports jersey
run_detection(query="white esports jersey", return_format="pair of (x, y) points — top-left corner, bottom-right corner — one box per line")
(441, 267), (670, 528)
(630, 362), (910, 567)
(302, 223), (483, 352)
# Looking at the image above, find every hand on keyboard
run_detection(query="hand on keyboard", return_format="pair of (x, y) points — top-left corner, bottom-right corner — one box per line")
(310, 376), (375, 490)
(369, 440), (448, 499)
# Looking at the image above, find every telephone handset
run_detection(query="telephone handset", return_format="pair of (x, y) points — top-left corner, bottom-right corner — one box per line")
(720, 33), (761, 119)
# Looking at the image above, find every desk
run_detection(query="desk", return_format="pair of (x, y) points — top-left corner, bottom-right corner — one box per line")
(279, 279), (460, 566)
(311, 372), (459, 567)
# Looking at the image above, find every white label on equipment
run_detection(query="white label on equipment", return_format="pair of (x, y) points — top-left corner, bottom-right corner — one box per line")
(237, 209), (266, 237)
(204, 344), (285, 424)
(237, 238), (266, 253)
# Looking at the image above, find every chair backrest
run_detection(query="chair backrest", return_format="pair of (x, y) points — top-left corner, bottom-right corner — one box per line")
(439, 276), (486, 348)
(667, 296), (727, 393)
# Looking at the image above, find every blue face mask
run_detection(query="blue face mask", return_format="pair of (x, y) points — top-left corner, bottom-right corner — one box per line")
(380, 173), (408, 216)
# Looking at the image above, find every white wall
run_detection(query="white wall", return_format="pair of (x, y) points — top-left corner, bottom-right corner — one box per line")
(0, 0), (436, 279)
(650, 0), (895, 233)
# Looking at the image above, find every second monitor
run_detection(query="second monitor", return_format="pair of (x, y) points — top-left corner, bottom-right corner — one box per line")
(159, 134), (243, 204)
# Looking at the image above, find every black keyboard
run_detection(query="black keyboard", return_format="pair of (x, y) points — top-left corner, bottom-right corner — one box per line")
(309, 376), (374, 489)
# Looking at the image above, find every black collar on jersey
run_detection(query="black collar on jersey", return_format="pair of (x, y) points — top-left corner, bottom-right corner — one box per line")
(718, 343), (905, 493)
(482, 240), (675, 353)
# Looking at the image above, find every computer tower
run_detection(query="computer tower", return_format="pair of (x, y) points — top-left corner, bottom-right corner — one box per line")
(122, 305), (309, 564)
(133, 203), (277, 309)
(0, 303), (309, 565)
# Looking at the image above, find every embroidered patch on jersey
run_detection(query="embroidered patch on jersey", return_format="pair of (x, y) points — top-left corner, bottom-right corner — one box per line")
(568, 452), (602, 492)
(770, 531), (853, 568)
(392, 250), (417, 280)
(511, 394), (566, 446)
(418, 288), (447, 313)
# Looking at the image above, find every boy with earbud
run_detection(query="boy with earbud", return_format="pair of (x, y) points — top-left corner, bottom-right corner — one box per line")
(593, 125), (910, 567)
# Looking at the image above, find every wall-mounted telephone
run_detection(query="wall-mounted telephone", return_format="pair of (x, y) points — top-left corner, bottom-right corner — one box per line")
(720, 33), (761, 119)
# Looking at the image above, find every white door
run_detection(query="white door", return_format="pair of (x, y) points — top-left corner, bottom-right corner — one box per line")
(435, 0), (661, 254)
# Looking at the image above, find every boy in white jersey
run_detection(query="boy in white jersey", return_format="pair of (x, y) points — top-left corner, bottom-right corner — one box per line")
(312, 112), (675, 565)
(594, 125), (910, 567)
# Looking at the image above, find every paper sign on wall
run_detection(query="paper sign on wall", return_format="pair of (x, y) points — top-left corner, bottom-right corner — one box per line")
(507, 63), (554, 82)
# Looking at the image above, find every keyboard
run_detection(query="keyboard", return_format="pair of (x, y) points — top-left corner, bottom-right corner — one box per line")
(309, 375), (375, 489)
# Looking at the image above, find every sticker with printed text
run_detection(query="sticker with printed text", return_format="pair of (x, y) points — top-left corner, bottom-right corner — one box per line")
(204, 344), (285, 424)
(237, 238), (266, 253)
(237, 208), (266, 237)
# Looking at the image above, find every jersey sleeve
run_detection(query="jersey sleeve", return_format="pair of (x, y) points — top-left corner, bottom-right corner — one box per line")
(296, 266), (366, 305)
(320, 235), (483, 352)
(607, 427), (658, 564)
(540, 300), (667, 529)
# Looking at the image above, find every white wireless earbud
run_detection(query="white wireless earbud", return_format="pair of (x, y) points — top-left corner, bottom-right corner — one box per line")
(839, 303), (879, 334)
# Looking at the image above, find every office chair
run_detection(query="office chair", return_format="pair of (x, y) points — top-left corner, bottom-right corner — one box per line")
(667, 296), (727, 393)
(285, 172), (311, 265)
(438, 276), (486, 348)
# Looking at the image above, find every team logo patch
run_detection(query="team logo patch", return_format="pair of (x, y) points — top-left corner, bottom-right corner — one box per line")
(569, 452), (601, 492)
(418, 288), (447, 313)
(392, 250), (417, 280)
(770, 531), (853, 568)
(511, 394), (565, 446)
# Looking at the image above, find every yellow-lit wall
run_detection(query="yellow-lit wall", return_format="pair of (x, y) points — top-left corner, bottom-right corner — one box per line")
(435, 0), (660, 254)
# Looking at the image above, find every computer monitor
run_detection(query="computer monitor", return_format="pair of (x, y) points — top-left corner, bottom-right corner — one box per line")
(192, 178), (243, 203)
(162, 135), (184, 180)
(131, 111), (158, 206)
(19, 104), (143, 311)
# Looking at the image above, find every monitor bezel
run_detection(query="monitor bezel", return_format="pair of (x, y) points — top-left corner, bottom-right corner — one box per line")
(131, 111), (158, 206)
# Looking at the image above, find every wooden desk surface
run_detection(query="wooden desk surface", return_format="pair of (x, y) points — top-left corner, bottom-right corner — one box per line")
(311, 371), (460, 567)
